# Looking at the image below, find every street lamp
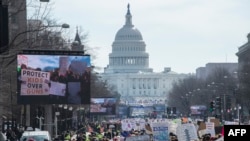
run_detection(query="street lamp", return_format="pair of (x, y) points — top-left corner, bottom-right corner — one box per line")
(237, 104), (241, 125)
(61, 23), (70, 29)
(45, 23), (70, 29)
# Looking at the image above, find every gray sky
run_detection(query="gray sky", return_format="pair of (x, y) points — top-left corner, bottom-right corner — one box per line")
(45, 0), (250, 74)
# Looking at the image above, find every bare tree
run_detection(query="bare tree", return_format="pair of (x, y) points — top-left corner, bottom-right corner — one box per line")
(167, 75), (205, 115)
(167, 67), (239, 117)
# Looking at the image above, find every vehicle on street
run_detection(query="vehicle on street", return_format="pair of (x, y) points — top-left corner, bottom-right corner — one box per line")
(20, 130), (51, 141)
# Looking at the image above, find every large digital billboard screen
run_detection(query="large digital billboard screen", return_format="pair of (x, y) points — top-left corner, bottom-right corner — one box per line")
(90, 98), (116, 115)
(17, 53), (91, 104)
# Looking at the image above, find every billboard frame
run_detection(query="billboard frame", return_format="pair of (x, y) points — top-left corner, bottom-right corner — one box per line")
(16, 49), (91, 105)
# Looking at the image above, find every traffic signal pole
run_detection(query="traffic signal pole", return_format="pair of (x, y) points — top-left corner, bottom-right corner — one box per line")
(209, 101), (215, 116)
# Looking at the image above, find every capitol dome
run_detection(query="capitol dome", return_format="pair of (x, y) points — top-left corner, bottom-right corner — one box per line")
(104, 4), (153, 73)
(115, 27), (143, 41)
(114, 4), (143, 41)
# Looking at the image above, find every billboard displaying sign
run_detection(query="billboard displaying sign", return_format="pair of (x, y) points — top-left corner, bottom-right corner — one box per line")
(190, 105), (207, 115)
(90, 98), (117, 115)
(17, 52), (91, 104)
(129, 106), (154, 117)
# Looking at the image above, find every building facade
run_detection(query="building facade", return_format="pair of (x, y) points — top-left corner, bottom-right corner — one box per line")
(100, 4), (188, 117)
(236, 32), (250, 119)
(196, 62), (238, 80)
(0, 0), (27, 131)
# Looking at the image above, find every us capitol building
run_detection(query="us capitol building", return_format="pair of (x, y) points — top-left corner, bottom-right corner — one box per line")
(99, 4), (189, 117)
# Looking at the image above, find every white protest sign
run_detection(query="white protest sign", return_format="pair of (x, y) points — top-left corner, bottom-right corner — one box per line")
(177, 123), (199, 141)
(206, 122), (215, 137)
(49, 81), (66, 96)
(121, 120), (133, 131)
(126, 135), (150, 141)
(224, 121), (238, 125)
(21, 69), (50, 96)
(169, 121), (178, 135)
(139, 118), (146, 130)
(152, 122), (169, 141)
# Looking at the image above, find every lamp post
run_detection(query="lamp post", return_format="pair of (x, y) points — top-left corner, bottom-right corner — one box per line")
(55, 111), (60, 137)
(237, 104), (241, 125)
(44, 23), (70, 29)
(36, 116), (44, 130)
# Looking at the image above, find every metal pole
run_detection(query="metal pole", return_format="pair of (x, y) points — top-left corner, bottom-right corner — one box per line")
(55, 116), (58, 137)
(238, 104), (240, 125)
(39, 118), (42, 129)
(10, 71), (13, 128)
(223, 94), (227, 121)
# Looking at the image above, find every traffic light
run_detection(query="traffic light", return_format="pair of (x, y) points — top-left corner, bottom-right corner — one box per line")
(172, 107), (176, 114)
(226, 96), (231, 110)
(210, 101), (215, 112)
(166, 107), (171, 114)
(215, 97), (221, 110)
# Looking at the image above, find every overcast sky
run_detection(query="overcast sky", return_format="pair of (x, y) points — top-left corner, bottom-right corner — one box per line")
(44, 0), (250, 74)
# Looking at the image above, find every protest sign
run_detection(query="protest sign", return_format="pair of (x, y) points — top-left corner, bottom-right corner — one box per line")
(49, 81), (66, 96)
(152, 122), (169, 141)
(206, 122), (216, 137)
(21, 69), (50, 95)
(177, 123), (199, 141)
(210, 118), (220, 127)
(126, 135), (150, 141)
